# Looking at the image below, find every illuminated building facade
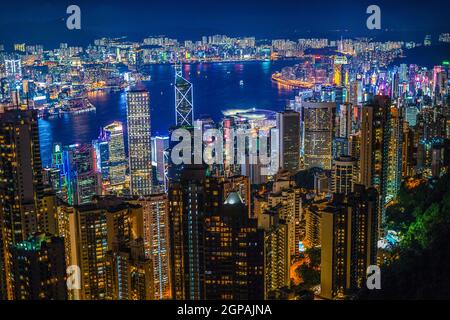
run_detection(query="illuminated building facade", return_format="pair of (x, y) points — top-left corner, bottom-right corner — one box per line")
(4, 55), (22, 79)
(131, 194), (172, 299)
(386, 107), (403, 203)
(127, 88), (153, 196)
(204, 192), (264, 299)
(359, 96), (391, 230)
(302, 101), (336, 170)
(320, 185), (378, 299)
(11, 233), (67, 300)
(65, 198), (143, 300)
(105, 238), (154, 300)
(104, 121), (127, 187)
(168, 165), (222, 300)
(0, 109), (44, 299)
(61, 144), (100, 206)
(259, 207), (290, 298)
(331, 156), (357, 195)
(277, 110), (300, 173)
(151, 136), (169, 187)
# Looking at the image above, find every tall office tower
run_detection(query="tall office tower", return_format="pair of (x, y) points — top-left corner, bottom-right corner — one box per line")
(151, 136), (169, 186)
(359, 96), (391, 230)
(304, 199), (328, 247)
(259, 207), (290, 298)
(4, 55), (22, 79)
(103, 122), (127, 187)
(10, 233), (67, 300)
(402, 122), (416, 177)
(127, 88), (152, 196)
(174, 64), (194, 126)
(320, 185), (378, 299)
(105, 238), (154, 300)
(131, 193), (171, 299)
(335, 103), (355, 139)
(302, 101), (336, 170)
(266, 185), (303, 258)
(331, 156), (357, 195)
(386, 107), (403, 203)
(277, 110), (300, 173)
(0, 109), (44, 299)
(93, 129), (110, 180)
(64, 198), (143, 300)
(62, 144), (100, 206)
(204, 192), (264, 300)
(168, 165), (222, 300)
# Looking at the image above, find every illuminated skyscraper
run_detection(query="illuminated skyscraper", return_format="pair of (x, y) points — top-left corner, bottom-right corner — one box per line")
(204, 192), (264, 300)
(61, 144), (100, 206)
(127, 88), (152, 196)
(359, 96), (391, 230)
(4, 55), (22, 79)
(259, 207), (290, 298)
(331, 156), (357, 195)
(105, 238), (154, 300)
(64, 197), (143, 300)
(151, 136), (169, 186)
(104, 121), (127, 187)
(302, 101), (336, 170)
(174, 64), (194, 126)
(0, 109), (44, 299)
(277, 110), (300, 173)
(11, 233), (67, 300)
(320, 185), (378, 299)
(168, 165), (222, 300)
(386, 107), (403, 203)
(131, 193), (172, 299)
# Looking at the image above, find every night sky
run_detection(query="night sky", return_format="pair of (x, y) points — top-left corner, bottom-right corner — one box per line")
(1, 0), (450, 47)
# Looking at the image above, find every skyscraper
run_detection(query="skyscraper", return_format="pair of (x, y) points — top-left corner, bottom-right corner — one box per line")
(105, 238), (154, 300)
(359, 96), (391, 230)
(104, 121), (127, 187)
(127, 88), (152, 196)
(168, 165), (222, 300)
(11, 233), (67, 300)
(61, 144), (100, 206)
(131, 193), (172, 299)
(302, 101), (336, 170)
(64, 197), (144, 300)
(204, 192), (264, 299)
(0, 109), (44, 299)
(277, 110), (300, 173)
(258, 207), (290, 298)
(174, 64), (194, 126)
(320, 185), (378, 299)
(4, 55), (22, 79)
(151, 136), (169, 186)
(331, 156), (357, 195)
(386, 107), (403, 203)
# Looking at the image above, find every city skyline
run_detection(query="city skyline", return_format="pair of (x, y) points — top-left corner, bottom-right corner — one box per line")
(0, 0), (450, 305)
(1, 0), (450, 48)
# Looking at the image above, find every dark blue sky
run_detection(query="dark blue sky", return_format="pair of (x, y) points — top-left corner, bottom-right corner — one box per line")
(1, 0), (449, 47)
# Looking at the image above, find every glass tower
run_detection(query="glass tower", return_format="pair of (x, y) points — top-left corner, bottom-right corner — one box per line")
(127, 88), (152, 196)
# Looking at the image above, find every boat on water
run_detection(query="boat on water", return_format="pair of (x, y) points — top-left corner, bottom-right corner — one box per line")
(61, 97), (96, 114)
